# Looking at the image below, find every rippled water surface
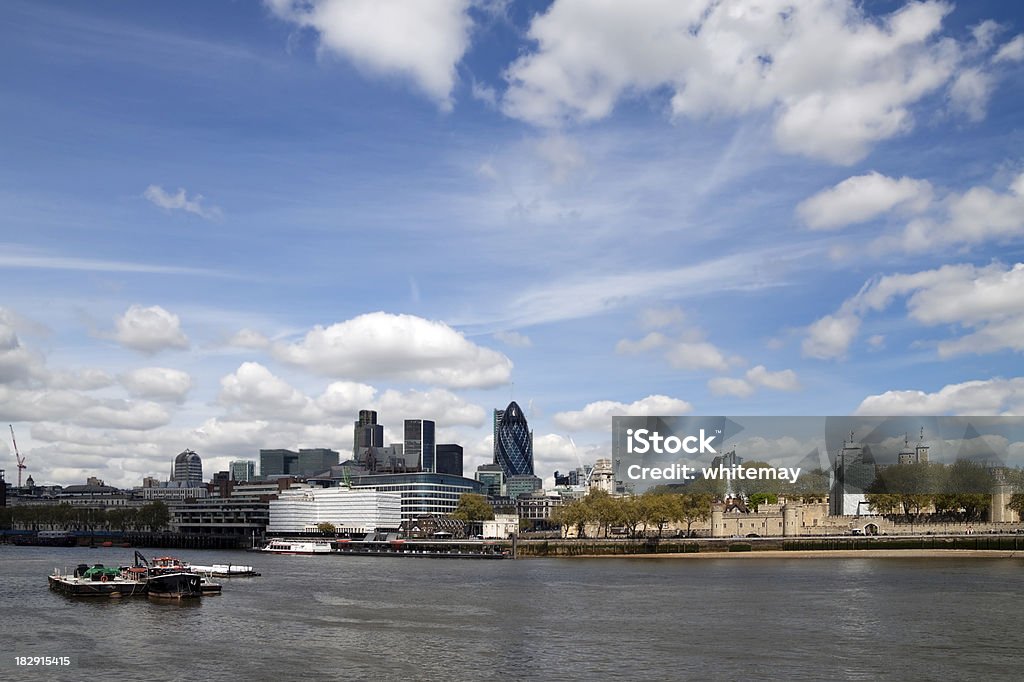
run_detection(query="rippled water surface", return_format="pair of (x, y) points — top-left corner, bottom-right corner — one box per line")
(3, 545), (1023, 680)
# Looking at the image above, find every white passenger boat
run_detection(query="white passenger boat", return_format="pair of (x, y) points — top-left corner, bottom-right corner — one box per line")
(259, 539), (333, 555)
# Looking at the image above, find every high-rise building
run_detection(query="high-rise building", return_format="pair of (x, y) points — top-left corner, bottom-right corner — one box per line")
(495, 401), (533, 478)
(435, 444), (463, 477)
(230, 460), (256, 482)
(404, 419), (436, 472)
(475, 464), (505, 498)
(260, 449), (299, 478)
(172, 449), (204, 484)
(507, 474), (543, 499)
(492, 408), (505, 464)
(297, 448), (340, 477)
(353, 409), (384, 457)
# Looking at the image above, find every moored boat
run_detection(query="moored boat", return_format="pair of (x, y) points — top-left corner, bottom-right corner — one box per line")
(260, 539), (333, 554)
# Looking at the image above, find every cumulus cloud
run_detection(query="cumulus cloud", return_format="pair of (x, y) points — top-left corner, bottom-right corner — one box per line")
(804, 261), (1024, 359)
(374, 388), (486, 428)
(266, 0), (473, 110)
(143, 185), (222, 220)
(797, 171), (933, 230)
(708, 365), (800, 398)
(273, 312), (512, 388)
(617, 330), (732, 372)
(856, 377), (1024, 416)
(552, 395), (693, 432)
(112, 305), (190, 354)
(119, 367), (192, 402)
(219, 362), (324, 424)
(502, 0), (977, 164)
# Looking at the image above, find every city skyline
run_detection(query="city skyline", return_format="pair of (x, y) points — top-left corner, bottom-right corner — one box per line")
(2, 1), (1024, 488)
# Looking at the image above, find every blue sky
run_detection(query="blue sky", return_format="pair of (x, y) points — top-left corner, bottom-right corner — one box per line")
(2, 0), (1023, 487)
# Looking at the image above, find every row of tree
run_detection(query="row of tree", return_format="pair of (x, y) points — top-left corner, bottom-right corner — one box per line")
(0, 501), (171, 532)
(863, 460), (1016, 522)
(550, 490), (714, 539)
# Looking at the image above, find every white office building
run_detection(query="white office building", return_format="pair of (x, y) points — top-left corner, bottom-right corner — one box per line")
(268, 485), (402, 534)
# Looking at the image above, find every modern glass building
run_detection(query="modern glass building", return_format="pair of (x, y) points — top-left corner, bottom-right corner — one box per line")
(230, 460), (256, 482)
(404, 419), (436, 472)
(495, 401), (533, 477)
(260, 449), (299, 478)
(172, 449), (204, 484)
(436, 443), (463, 477)
(353, 409), (384, 456)
(349, 472), (484, 521)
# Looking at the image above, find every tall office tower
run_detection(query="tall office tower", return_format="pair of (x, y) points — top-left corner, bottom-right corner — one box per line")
(404, 419), (436, 472)
(435, 444), (464, 477)
(172, 449), (204, 484)
(297, 448), (340, 476)
(492, 408), (505, 464)
(354, 409), (384, 456)
(230, 460), (256, 482)
(495, 401), (533, 478)
(260, 449), (299, 478)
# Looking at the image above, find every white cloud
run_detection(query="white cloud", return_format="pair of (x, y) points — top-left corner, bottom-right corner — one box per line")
(219, 362), (323, 424)
(119, 367), (192, 402)
(273, 312), (512, 388)
(708, 377), (755, 398)
(0, 310), (43, 384)
(948, 67), (994, 122)
(709, 365), (800, 397)
(746, 365), (800, 391)
(617, 328), (732, 372)
(112, 305), (190, 354)
(856, 377), (1024, 416)
(552, 394), (693, 432)
(615, 331), (669, 355)
(797, 171), (932, 230)
(266, 0), (473, 110)
(664, 341), (730, 372)
(143, 185), (222, 220)
(493, 330), (532, 348)
(374, 388), (486, 428)
(993, 34), (1024, 63)
(503, 0), (970, 164)
(804, 261), (1024, 359)
(228, 328), (272, 350)
(802, 313), (860, 359)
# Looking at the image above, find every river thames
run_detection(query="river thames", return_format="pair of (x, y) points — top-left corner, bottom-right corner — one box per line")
(3, 545), (1023, 680)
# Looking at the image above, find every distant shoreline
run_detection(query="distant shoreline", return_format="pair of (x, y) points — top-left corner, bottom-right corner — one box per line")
(553, 549), (1024, 560)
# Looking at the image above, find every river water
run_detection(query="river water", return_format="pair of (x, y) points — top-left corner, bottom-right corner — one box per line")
(2, 545), (1022, 681)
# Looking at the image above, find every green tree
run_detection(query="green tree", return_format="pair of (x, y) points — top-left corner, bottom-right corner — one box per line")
(451, 494), (494, 537)
(676, 493), (713, 536)
(316, 522), (337, 535)
(933, 460), (993, 522)
(137, 501), (171, 532)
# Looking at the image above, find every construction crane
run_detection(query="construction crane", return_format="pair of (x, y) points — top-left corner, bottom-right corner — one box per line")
(10, 424), (26, 487)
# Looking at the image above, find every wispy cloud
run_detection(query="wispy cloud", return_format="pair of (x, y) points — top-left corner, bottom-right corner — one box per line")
(0, 245), (231, 277)
(144, 185), (223, 220)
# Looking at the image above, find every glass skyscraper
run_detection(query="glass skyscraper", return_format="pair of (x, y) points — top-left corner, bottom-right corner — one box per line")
(495, 401), (533, 477)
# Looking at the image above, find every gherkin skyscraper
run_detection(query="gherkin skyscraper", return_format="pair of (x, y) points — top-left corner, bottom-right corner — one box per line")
(495, 401), (533, 477)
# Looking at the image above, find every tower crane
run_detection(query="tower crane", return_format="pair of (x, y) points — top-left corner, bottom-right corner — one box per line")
(10, 424), (26, 487)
